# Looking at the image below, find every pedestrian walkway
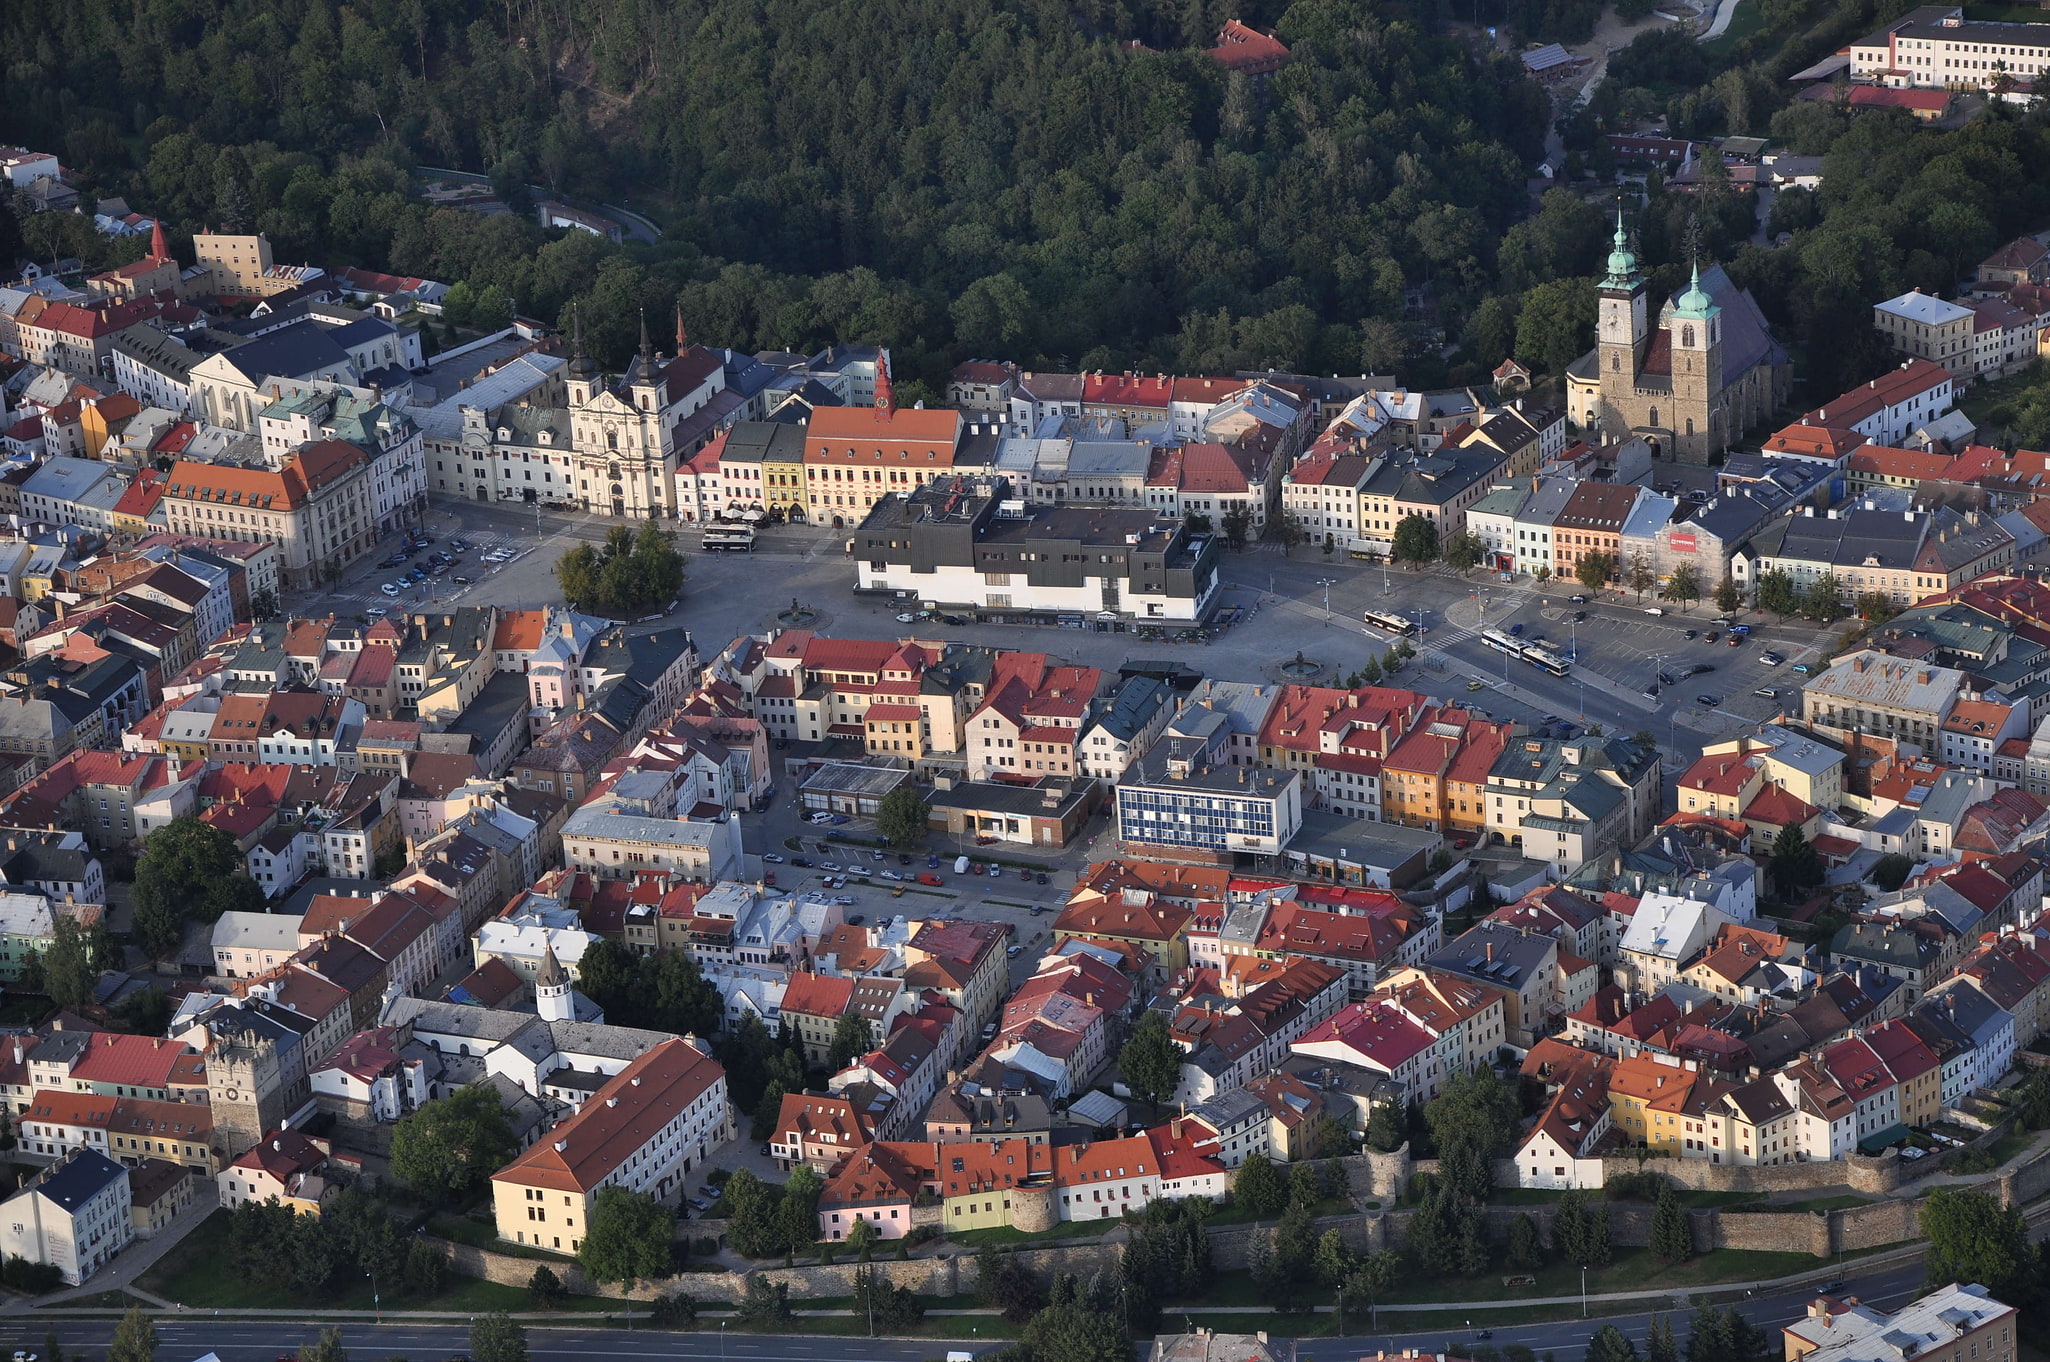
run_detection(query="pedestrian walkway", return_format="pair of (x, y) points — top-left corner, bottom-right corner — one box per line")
(7, 1185), (218, 1315)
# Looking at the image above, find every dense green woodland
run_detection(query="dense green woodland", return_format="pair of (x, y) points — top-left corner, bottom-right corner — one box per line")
(8, 0), (2050, 418)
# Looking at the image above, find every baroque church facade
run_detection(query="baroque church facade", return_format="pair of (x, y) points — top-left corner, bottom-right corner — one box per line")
(1565, 217), (1791, 464)
(446, 310), (726, 518)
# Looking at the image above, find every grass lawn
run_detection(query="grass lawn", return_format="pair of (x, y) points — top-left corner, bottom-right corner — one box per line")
(948, 1216), (1122, 1248)
(425, 1211), (578, 1263)
(1360, 1246), (1827, 1307)
(1982, 1129), (2035, 1165)
(1702, 0), (1766, 56)
(139, 1211), (599, 1312)
(1757, 1195), (1873, 1213)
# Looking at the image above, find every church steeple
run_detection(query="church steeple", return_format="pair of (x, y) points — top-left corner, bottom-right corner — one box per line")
(1602, 206), (1640, 291)
(675, 302), (688, 353)
(633, 308), (659, 386)
(567, 305), (596, 380)
(1673, 256), (1720, 320)
(149, 218), (170, 264)
(535, 942), (573, 1022)
(873, 350), (894, 418)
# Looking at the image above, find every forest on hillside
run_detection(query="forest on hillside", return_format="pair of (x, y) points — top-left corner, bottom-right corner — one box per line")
(5, 0), (2050, 420)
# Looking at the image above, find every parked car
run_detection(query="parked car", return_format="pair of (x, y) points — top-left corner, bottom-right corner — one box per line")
(880, 870), (903, 881)
(918, 873), (945, 886)
(1686, 663), (1715, 676)
(1760, 651), (1784, 665)
(452, 575), (475, 585)
(1019, 867), (1033, 880)
(1573, 611), (1588, 622)
(898, 853), (913, 865)
(1696, 693), (1722, 707)
(827, 814), (852, 825)
(1036, 872), (1048, 885)
(928, 854), (942, 869)
(819, 862), (842, 873)
(1704, 630), (1720, 643)
(1569, 594), (1587, 604)
(381, 582), (402, 596)
(1792, 662), (1813, 674)
(762, 853), (786, 864)
(1006, 944), (1023, 957)
(846, 913), (865, 925)
(1726, 633), (1744, 646)
(1730, 624), (1752, 636)
(1754, 687), (1779, 700)
(791, 857), (811, 867)
(1683, 629), (1698, 640)
(869, 849), (886, 861)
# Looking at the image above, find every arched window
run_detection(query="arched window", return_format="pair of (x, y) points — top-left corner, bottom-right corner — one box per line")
(1611, 353), (1620, 371)
(1649, 407), (1659, 428)
(1682, 325), (1694, 348)
(607, 429), (618, 450)
(1686, 418), (1695, 436)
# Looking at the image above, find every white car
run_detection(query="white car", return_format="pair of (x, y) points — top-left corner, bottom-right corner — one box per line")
(820, 862), (842, 873)
(880, 870), (903, 881)
(896, 612), (916, 622)
(380, 582), (402, 596)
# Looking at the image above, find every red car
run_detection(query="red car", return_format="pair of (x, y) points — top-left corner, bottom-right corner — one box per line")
(917, 872), (945, 886)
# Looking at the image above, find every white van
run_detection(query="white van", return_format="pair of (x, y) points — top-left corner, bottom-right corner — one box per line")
(955, 854), (971, 874)
(1644, 606), (1665, 616)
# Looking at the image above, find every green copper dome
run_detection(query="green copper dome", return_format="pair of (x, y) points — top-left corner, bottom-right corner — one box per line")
(1673, 259), (1718, 319)
(1602, 209), (1639, 290)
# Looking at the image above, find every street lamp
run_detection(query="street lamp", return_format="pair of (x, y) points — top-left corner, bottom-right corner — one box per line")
(1582, 1264), (1589, 1317)
(367, 1267), (380, 1324)
(721, 1319), (728, 1361)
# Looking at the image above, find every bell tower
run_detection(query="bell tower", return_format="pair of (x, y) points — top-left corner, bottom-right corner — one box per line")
(1597, 209), (1647, 421)
(1670, 258), (1724, 461)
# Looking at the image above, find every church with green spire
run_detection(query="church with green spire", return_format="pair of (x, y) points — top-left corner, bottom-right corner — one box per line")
(1565, 212), (1790, 464)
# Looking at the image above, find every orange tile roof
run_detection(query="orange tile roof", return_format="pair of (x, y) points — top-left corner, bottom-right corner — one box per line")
(492, 610), (547, 653)
(491, 1039), (725, 1194)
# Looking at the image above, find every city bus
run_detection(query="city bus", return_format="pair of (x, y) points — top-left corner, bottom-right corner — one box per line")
(1362, 609), (1417, 636)
(702, 525), (757, 552)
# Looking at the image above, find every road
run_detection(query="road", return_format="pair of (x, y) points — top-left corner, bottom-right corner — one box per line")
(26, 1319), (965, 1361)
(1336, 1260), (1929, 1358)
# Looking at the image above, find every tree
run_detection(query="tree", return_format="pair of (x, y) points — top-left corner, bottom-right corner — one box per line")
(108, 1308), (156, 1362)
(827, 1011), (873, 1072)
(299, 1326), (347, 1362)
(527, 1266), (564, 1310)
(1364, 1100), (1406, 1153)
(723, 1169), (785, 1259)
(1769, 824), (1822, 901)
(976, 1244), (1045, 1322)
(1444, 532), (1485, 572)
(1589, 1325), (1640, 1362)
(1757, 568), (1800, 620)
(1287, 1159), (1322, 1211)
(573, 938), (637, 1018)
(1663, 564), (1701, 611)
(1302, 1112), (1355, 1160)
(734, 1275), (795, 1329)
(2017, 1069), (2050, 1131)
(1627, 552), (1656, 600)
(845, 1215), (879, 1262)
(132, 816), (265, 956)
(469, 1312), (527, 1362)
(778, 1164), (823, 1255)
(1020, 1299), (1130, 1362)
(1118, 1010), (1182, 1116)
(1221, 503), (1254, 550)
(851, 1264), (924, 1332)
(1922, 1187), (2037, 1305)
(388, 1085), (515, 1203)
(1315, 1227), (1357, 1287)
(1232, 1152), (1285, 1218)
(1391, 514), (1439, 567)
(555, 524), (685, 618)
(1576, 550), (1617, 594)
(1507, 1211), (1543, 1269)
(1803, 573), (1842, 623)
(874, 785), (929, 847)
(1855, 591), (1899, 623)
(649, 1292), (697, 1329)
(1650, 1188), (1694, 1262)
(578, 1186), (674, 1287)
(637, 949), (723, 1037)
(1869, 852), (1915, 892)
(1553, 1189), (1611, 1267)
(1714, 577), (1742, 614)
(41, 914), (98, 1010)
(1648, 1315), (1680, 1362)
(1515, 277), (1599, 375)
(1424, 1063), (1522, 1168)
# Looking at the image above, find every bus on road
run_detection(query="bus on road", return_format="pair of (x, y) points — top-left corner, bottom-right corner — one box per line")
(1362, 609), (1417, 636)
(702, 525), (757, 552)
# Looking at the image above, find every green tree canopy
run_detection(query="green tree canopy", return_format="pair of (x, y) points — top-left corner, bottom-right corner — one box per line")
(1576, 550), (1617, 594)
(1118, 1010), (1183, 1116)
(1921, 1188), (2037, 1305)
(1663, 564), (1701, 609)
(1391, 514), (1440, 567)
(1650, 1188), (1694, 1262)
(108, 1307), (156, 1362)
(1232, 1152), (1285, 1218)
(874, 785), (930, 847)
(1769, 824), (1822, 901)
(389, 1085), (515, 1203)
(578, 1186), (674, 1287)
(469, 1312), (528, 1362)
(556, 524), (685, 619)
(1757, 569), (1800, 619)
(133, 816), (266, 957)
